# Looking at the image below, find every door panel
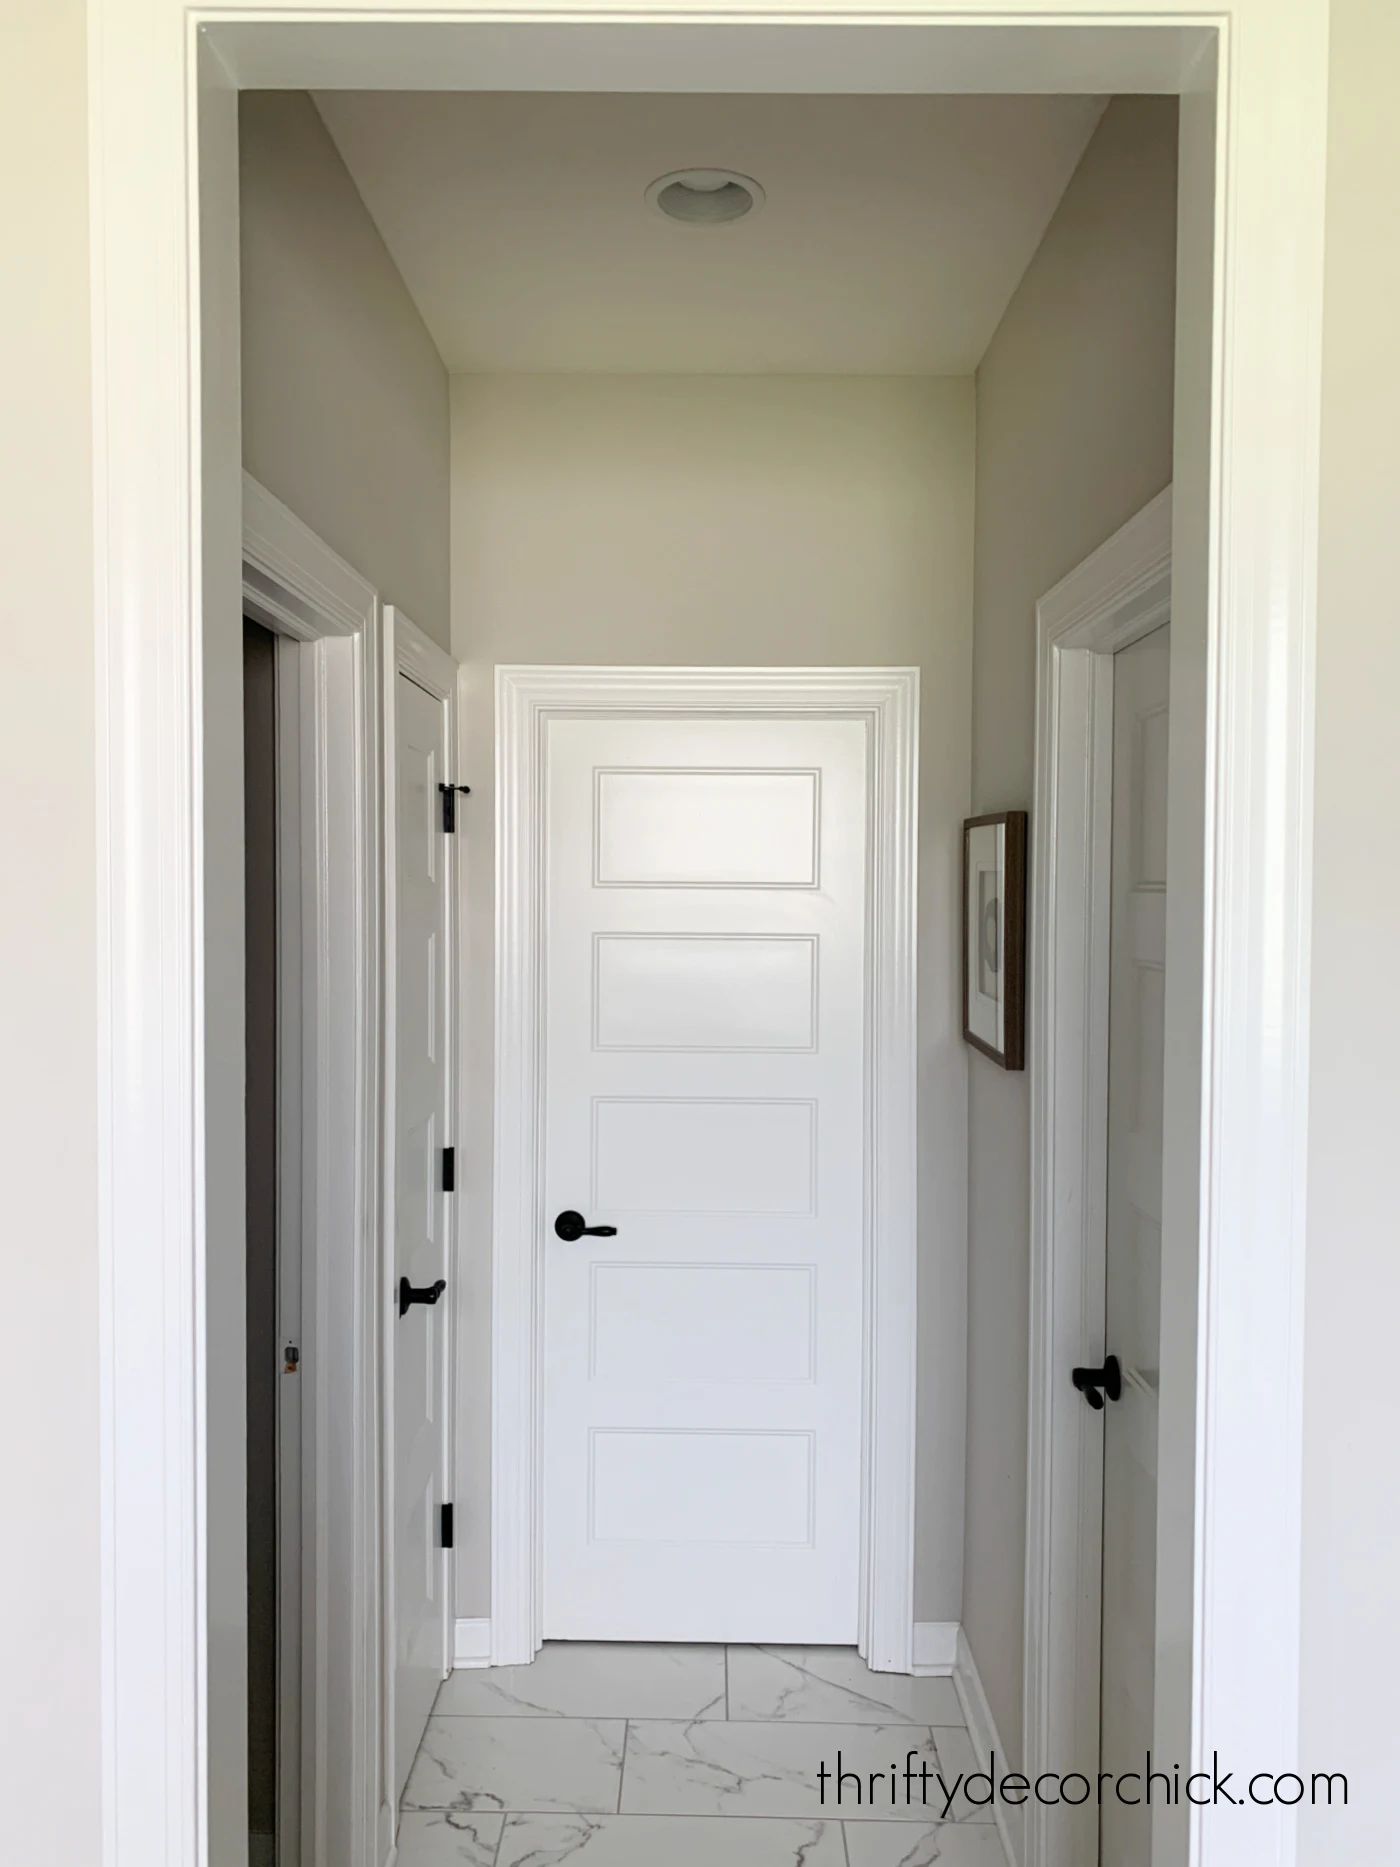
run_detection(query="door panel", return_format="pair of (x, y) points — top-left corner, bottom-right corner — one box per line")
(1100, 623), (1169, 1867)
(542, 715), (867, 1642)
(392, 669), (451, 1801)
(592, 934), (818, 1052)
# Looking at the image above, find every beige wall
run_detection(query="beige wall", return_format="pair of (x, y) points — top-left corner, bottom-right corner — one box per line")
(240, 92), (451, 647)
(449, 372), (976, 1618)
(1300, 3), (1400, 1859)
(0, 4), (101, 1861)
(964, 95), (1179, 1757)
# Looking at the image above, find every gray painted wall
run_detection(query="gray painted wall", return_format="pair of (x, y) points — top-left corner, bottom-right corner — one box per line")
(964, 95), (1179, 1760)
(240, 92), (451, 648)
(449, 372), (976, 1622)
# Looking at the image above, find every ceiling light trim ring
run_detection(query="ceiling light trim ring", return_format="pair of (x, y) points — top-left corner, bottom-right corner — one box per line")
(645, 168), (766, 226)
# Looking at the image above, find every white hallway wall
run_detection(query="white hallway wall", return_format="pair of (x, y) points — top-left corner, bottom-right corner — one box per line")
(0, 3), (100, 1861)
(449, 371), (976, 1625)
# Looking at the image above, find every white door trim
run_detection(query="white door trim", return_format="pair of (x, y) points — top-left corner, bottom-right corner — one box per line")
(382, 608), (460, 1813)
(493, 666), (919, 1671)
(1023, 489), (1172, 1867)
(90, 11), (1326, 1867)
(243, 474), (385, 1867)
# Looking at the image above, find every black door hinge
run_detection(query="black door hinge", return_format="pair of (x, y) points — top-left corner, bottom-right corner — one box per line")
(439, 782), (471, 833)
(442, 1146), (456, 1193)
(440, 1502), (454, 1549)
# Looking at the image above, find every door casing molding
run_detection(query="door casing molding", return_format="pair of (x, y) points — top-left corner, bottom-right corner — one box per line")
(492, 665), (920, 1671)
(242, 474), (385, 1867)
(1024, 488), (1172, 1867)
(89, 10), (1327, 1865)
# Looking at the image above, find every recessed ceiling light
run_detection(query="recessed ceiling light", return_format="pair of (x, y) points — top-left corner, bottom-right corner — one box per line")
(646, 169), (765, 226)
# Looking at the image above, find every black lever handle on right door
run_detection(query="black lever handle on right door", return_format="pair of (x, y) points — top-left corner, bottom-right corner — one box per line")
(554, 1209), (618, 1242)
(1071, 1354), (1123, 1410)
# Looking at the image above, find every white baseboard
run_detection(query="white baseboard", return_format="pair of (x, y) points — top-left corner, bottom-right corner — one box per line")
(453, 1617), (492, 1669)
(952, 1626), (1020, 1867)
(910, 1620), (959, 1674)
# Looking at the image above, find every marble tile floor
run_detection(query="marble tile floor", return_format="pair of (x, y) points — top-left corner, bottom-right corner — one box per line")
(397, 1642), (1009, 1866)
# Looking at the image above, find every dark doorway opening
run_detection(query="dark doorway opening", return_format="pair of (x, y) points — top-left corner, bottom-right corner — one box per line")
(244, 617), (279, 1864)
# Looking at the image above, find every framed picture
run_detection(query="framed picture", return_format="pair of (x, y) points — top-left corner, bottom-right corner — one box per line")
(962, 810), (1028, 1070)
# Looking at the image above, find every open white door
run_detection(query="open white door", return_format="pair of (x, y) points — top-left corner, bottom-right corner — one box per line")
(1098, 622), (1169, 1866)
(386, 610), (458, 1806)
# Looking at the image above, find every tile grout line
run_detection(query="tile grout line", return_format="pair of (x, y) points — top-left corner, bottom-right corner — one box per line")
(841, 1815), (853, 1867)
(724, 1645), (730, 1720)
(416, 1711), (976, 1727)
(617, 1718), (629, 1815)
(407, 1808), (992, 1823)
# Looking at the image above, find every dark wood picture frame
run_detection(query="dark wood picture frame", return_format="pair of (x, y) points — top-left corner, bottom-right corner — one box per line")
(962, 809), (1028, 1071)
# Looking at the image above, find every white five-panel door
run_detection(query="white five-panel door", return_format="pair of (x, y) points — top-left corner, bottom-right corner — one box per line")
(542, 714), (869, 1641)
(1099, 623), (1169, 1866)
(391, 658), (453, 1801)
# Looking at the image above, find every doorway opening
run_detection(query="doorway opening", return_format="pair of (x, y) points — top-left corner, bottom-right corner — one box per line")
(240, 476), (386, 1865)
(86, 10), (1331, 1867)
(491, 668), (918, 1670)
(242, 82), (1180, 1864)
(242, 616), (287, 1867)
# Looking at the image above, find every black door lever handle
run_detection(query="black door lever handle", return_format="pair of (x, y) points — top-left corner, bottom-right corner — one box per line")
(554, 1209), (618, 1242)
(1071, 1354), (1122, 1410)
(399, 1276), (446, 1317)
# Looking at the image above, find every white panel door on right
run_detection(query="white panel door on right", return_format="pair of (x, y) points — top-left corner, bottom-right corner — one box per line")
(1099, 623), (1169, 1867)
(542, 715), (869, 1641)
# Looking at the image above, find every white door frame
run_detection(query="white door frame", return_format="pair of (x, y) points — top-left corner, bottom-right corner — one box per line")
(242, 474), (386, 1867)
(493, 666), (920, 1671)
(90, 10), (1326, 1867)
(381, 608), (460, 1812)
(1024, 489), (1172, 1867)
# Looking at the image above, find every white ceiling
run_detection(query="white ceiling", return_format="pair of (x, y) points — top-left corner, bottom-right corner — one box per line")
(313, 90), (1106, 376)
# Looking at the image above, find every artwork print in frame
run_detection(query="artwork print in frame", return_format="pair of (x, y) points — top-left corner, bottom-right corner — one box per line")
(962, 810), (1027, 1070)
